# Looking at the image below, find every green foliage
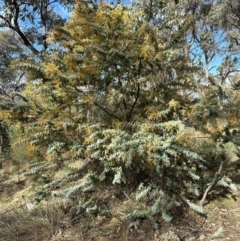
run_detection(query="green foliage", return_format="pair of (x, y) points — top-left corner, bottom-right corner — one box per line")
(159, 230), (180, 241)
(64, 172), (97, 198)
(23, 161), (51, 182)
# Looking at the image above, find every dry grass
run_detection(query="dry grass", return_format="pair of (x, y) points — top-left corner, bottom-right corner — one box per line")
(201, 192), (240, 240)
(0, 153), (240, 241)
(0, 203), (66, 241)
(0, 188), (239, 241)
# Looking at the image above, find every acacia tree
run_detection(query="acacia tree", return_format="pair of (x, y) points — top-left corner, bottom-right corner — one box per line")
(2, 2), (237, 227)
(0, 1), (239, 232)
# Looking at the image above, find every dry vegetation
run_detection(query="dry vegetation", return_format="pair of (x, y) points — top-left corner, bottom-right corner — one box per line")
(0, 156), (239, 241)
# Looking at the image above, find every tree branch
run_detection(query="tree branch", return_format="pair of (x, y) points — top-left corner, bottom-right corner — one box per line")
(199, 160), (226, 207)
(0, 1), (39, 55)
(126, 82), (140, 122)
(232, 37), (240, 45)
(74, 86), (123, 122)
(40, 0), (48, 51)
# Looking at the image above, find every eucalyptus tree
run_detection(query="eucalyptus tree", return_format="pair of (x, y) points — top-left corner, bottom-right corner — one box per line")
(0, 30), (28, 152)
(0, 0), (74, 55)
(0, 31), (28, 97)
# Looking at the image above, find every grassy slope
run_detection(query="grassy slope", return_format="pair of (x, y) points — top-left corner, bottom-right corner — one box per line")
(0, 159), (239, 241)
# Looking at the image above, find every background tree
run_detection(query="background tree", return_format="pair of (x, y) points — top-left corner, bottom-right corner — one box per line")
(0, 30), (29, 153)
(0, 0), (73, 55)
(0, 31), (28, 99)
(0, 0), (74, 153)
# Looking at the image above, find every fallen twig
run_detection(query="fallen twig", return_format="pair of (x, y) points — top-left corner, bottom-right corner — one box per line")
(199, 160), (226, 207)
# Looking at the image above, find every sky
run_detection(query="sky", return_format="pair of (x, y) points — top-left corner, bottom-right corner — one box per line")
(53, 0), (131, 20)
(54, 3), (70, 20)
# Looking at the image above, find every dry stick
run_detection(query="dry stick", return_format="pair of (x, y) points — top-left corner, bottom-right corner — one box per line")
(199, 160), (226, 207)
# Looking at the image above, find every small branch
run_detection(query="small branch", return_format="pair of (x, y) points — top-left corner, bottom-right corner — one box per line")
(126, 82), (140, 122)
(74, 86), (123, 122)
(199, 160), (226, 207)
(14, 72), (25, 91)
(13, 92), (28, 102)
(125, 57), (142, 122)
(232, 37), (240, 45)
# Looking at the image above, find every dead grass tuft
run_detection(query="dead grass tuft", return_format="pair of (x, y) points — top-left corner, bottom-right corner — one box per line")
(0, 203), (66, 241)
